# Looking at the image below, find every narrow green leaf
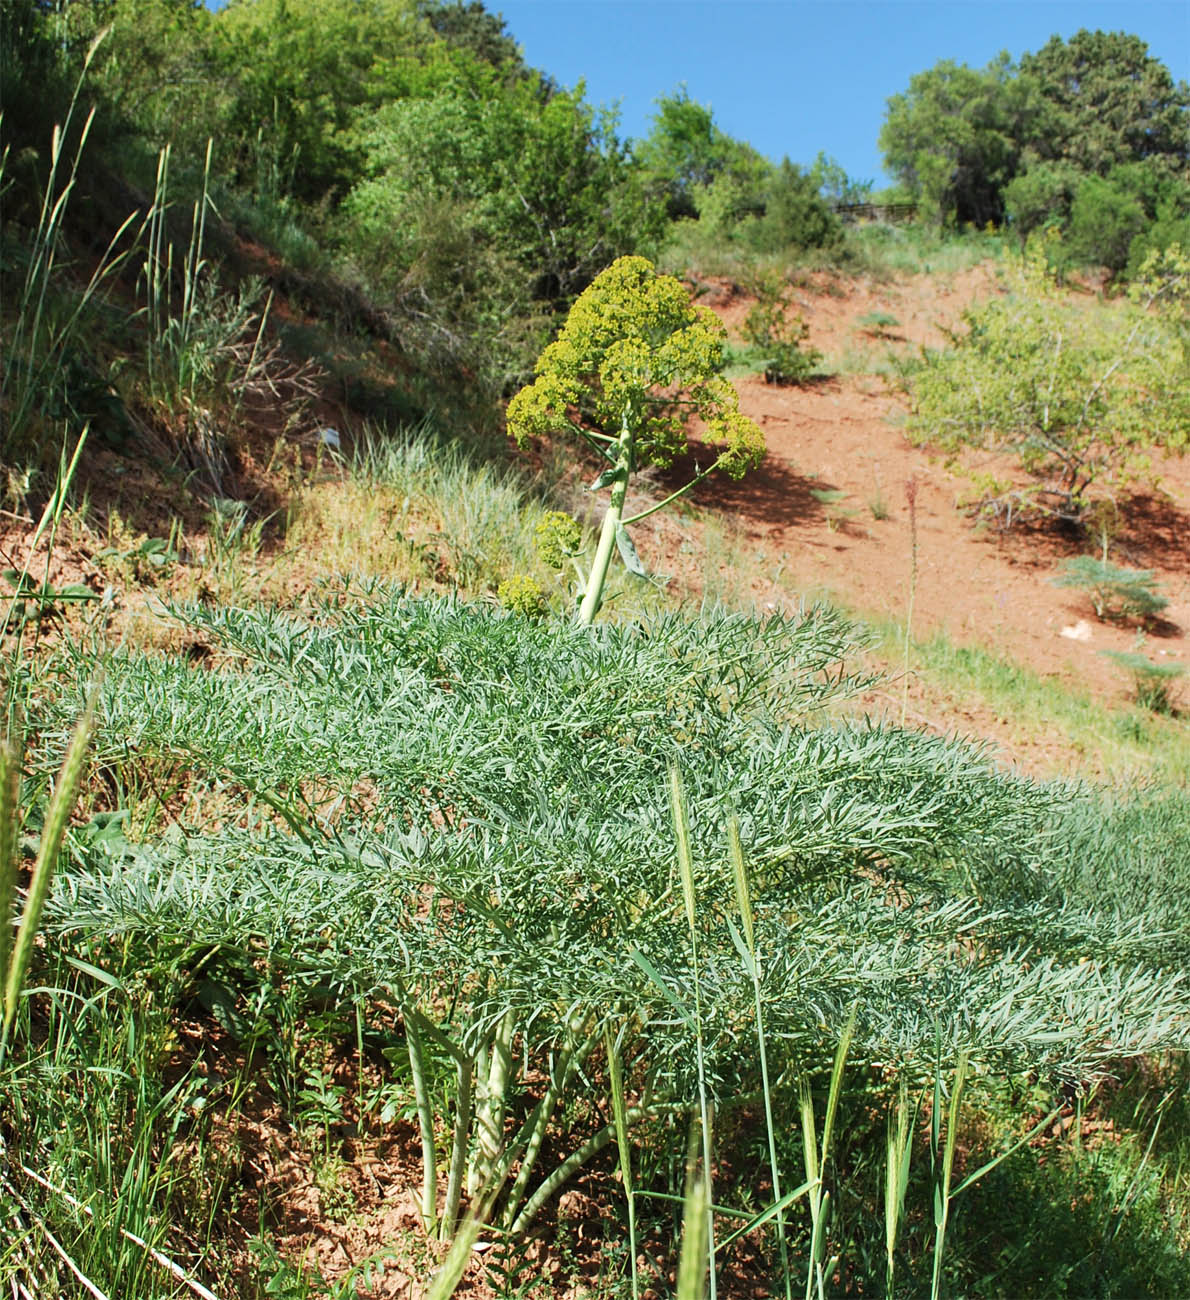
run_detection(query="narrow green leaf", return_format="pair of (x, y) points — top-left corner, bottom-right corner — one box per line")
(616, 523), (648, 577)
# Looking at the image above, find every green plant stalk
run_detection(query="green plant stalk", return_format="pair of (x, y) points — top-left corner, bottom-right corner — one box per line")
(3, 428), (88, 660)
(801, 1008), (856, 1300)
(930, 1050), (968, 1300)
(405, 1017), (438, 1237)
(670, 766), (717, 1300)
(606, 1025), (640, 1300)
(2, 690), (96, 1047)
(425, 1212), (485, 1300)
(728, 818), (791, 1300)
(440, 1056), (474, 1241)
(504, 1096), (696, 1237)
(884, 1082), (914, 1299)
(500, 1017), (599, 1230)
(577, 414), (633, 626)
(676, 1148), (710, 1300)
(470, 1010), (516, 1199)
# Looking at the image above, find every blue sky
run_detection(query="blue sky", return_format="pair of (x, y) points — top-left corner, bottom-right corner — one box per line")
(493, 1), (1190, 185)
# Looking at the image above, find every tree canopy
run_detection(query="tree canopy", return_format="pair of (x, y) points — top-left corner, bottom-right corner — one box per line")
(881, 30), (1189, 239)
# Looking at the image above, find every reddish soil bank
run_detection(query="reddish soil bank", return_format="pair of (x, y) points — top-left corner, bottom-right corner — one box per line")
(691, 266), (1189, 710)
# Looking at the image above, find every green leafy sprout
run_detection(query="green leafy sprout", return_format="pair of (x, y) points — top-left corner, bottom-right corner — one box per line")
(506, 256), (765, 624)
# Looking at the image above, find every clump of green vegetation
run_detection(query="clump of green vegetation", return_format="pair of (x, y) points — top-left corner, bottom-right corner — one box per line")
(1102, 649), (1185, 713)
(740, 270), (824, 385)
(1054, 556), (1169, 622)
(855, 310), (901, 338)
(809, 486), (859, 532)
(907, 241), (1190, 525)
(6, 591), (1181, 1296)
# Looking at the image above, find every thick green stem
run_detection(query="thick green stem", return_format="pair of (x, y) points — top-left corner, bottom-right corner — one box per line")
(500, 1021), (599, 1230)
(440, 1056), (474, 1241)
(469, 1011), (516, 1197)
(406, 1018), (438, 1237)
(577, 415), (633, 626)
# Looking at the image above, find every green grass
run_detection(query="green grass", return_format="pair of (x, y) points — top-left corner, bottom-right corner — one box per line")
(838, 222), (1008, 279)
(872, 620), (1190, 784)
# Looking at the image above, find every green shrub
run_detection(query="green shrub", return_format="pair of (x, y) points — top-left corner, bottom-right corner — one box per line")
(855, 310), (901, 339)
(1067, 175), (1147, 275)
(1003, 162), (1082, 239)
(49, 591), (1190, 1266)
(740, 159), (841, 255)
(1101, 650), (1184, 713)
(1053, 556), (1169, 621)
(907, 240), (1190, 523)
(740, 271), (823, 386)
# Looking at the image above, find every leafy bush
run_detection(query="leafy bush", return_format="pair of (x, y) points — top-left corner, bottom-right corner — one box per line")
(740, 272), (823, 385)
(1003, 161), (1082, 238)
(1067, 174), (1148, 275)
(739, 159), (841, 255)
(1053, 556), (1169, 622)
(906, 241), (1190, 523)
(43, 591), (1190, 1262)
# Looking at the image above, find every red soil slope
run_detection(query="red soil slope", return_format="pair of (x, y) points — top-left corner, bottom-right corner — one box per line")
(690, 266), (1189, 709)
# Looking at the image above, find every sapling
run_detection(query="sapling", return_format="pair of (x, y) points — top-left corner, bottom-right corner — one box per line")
(507, 256), (764, 625)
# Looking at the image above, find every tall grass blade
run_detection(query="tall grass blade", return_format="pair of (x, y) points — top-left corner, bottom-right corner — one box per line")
(728, 816), (791, 1298)
(669, 765), (716, 1300)
(0, 736), (21, 996)
(930, 1049), (968, 1300)
(884, 1081), (915, 1299)
(2, 689), (97, 1042)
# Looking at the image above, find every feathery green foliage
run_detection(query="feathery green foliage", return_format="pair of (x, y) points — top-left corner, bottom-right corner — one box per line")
(1054, 556), (1169, 622)
(27, 592), (1188, 1273)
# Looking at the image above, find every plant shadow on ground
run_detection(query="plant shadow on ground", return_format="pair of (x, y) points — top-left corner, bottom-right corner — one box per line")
(659, 442), (830, 534)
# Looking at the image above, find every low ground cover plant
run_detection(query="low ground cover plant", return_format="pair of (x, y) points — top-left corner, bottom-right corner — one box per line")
(1054, 555), (1169, 622)
(7, 590), (1186, 1294)
(739, 271), (824, 385)
(1102, 648), (1185, 713)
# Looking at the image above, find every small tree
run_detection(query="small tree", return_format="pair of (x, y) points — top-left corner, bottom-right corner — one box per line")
(506, 256), (764, 624)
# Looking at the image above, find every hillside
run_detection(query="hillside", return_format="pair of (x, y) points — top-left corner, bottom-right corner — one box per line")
(3, 7), (1189, 1297)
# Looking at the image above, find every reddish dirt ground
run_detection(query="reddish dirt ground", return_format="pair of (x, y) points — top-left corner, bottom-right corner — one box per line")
(690, 265), (1190, 710)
